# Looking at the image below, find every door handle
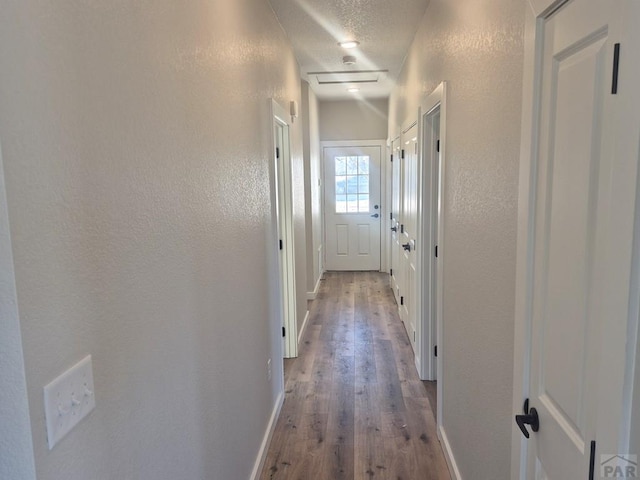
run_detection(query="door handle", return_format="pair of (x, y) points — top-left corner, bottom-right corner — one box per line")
(402, 243), (411, 252)
(515, 399), (539, 439)
(371, 213), (379, 218)
(391, 226), (397, 232)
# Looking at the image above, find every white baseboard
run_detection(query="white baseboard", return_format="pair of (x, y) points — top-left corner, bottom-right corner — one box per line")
(250, 391), (284, 480)
(306, 273), (323, 300)
(298, 310), (310, 344)
(438, 425), (462, 480)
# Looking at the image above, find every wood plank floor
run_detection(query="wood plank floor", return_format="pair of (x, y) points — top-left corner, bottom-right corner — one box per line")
(260, 271), (451, 480)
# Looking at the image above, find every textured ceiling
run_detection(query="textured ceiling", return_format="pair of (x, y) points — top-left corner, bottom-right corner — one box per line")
(268, 0), (430, 99)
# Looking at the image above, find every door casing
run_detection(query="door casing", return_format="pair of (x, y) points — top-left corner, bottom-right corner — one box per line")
(418, 82), (447, 390)
(270, 99), (298, 359)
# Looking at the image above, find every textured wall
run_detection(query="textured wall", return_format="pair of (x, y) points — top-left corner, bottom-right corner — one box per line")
(319, 99), (389, 141)
(302, 82), (322, 296)
(388, 0), (525, 477)
(0, 146), (36, 480)
(0, 0), (303, 478)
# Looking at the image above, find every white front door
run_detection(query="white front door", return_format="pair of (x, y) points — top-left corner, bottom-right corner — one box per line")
(515, 0), (640, 477)
(324, 145), (382, 271)
(399, 124), (418, 350)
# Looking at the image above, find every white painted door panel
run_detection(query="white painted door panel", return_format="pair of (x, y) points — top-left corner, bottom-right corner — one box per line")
(390, 139), (402, 304)
(399, 124), (418, 350)
(324, 146), (382, 271)
(521, 0), (640, 477)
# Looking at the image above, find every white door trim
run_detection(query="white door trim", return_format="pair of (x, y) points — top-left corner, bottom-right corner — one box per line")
(321, 139), (388, 272)
(384, 140), (392, 275)
(0, 139), (37, 480)
(417, 82), (447, 395)
(270, 99), (298, 359)
(511, 6), (539, 476)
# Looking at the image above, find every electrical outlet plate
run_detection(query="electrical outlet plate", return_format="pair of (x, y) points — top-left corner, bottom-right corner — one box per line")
(43, 355), (96, 449)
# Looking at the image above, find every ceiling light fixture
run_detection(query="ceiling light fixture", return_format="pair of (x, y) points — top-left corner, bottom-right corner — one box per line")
(347, 87), (360, 93)
(338, 40), (360, 49)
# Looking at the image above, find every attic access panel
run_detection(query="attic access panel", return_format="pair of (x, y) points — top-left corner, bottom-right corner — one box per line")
(311, 70), (389, 85)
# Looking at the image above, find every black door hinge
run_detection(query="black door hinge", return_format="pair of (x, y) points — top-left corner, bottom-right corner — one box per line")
(401, 149), (405, 159)
(436, 140), (440, 152)
(276, 147), (280, 159)
(434, 345), (438, 357)
(390, 154), (393, 162)
(435, 245), (438, 258)
(612, 43), (620, 94)
(400, 224), (404, 234)
(400, 296), (404, 306)
(279, 239), (283, 250)
(390, 268), (393, 276)
(282, 326), (286, 337)
(390, 212), (393, 221)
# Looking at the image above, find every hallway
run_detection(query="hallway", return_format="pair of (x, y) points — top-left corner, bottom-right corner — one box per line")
(261, 272), (450, 480)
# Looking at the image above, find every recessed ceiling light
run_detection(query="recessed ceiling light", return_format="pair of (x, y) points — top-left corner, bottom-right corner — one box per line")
(338, 40), (360, 49)
(347, 87), (360, 93)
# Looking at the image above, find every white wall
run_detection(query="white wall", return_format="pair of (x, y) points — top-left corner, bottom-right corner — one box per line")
(0, 144), (36, 480)
(0, 0), (304, 478)
(388, 0), (525, 478)
(301, 82), (322, 298)
(319, 99), (389, 141)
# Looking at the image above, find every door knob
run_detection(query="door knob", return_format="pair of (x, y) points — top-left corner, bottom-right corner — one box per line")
(391, 226), (397, 232)
(515, 399), (539, 439)
(374, 205), (379, 209)
(402, 243), (411, 251)
(371, 213), (379, 218)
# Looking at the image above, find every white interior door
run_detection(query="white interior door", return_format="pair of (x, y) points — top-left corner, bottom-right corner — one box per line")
(390, 138), (402, 304)
(399, 124), (418, 350)
(324, 145), (382, 271)
(515, 0), (640, 477)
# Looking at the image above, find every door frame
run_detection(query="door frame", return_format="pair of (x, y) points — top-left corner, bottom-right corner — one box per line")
(417, 82), (447, 394)
(0, 139), (37, 479)
(270, 99), (298, 359)
(384, 140), (393, 275)
(321, 139), (388, 272)
(510, 2), (640, 477)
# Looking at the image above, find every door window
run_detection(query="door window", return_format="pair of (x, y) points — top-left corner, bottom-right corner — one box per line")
(334, 156), (370, 213)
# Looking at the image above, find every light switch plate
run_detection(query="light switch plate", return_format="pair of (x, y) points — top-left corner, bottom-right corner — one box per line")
(43, 355), (96, 449)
